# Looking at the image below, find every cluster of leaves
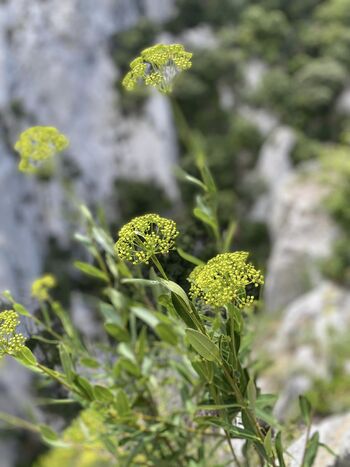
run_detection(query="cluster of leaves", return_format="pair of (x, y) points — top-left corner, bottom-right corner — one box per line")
(1, 202), (285, 466)
(110, 0), (350, 271)
(3, 111), (325, 465)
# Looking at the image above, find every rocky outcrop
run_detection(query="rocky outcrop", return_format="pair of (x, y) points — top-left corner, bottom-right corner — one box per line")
(0, 0), (177, 299)
(263, 282), (350, 420)
(287, 412), (350, 467)
(263, 168), (338, 312)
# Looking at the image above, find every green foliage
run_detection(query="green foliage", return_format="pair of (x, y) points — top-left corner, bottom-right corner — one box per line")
(236, 6), (291, 62)
(6, 21), (335, 463)
(115, 179), (172, 220)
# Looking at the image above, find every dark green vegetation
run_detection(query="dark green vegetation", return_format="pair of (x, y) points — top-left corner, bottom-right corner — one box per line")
(110, 0), (350, 274)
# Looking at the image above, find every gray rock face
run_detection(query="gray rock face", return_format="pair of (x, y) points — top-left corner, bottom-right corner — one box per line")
(287, 412), (350, 467)
(335, 86), (350, 115)
(239, 105), (278, 136)
(264, 282), (350, 420)
(252, 126), (295, 224)
(0, 0), (177, 299)
(0, 3), (176, 465)
(263, 169), (338, 312)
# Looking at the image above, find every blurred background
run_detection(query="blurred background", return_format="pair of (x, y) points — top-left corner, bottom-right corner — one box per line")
(0, 0), (350, 465)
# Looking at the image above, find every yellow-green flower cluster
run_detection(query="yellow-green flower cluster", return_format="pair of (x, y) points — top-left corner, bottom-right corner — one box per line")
(0, 310), (26, 357)
(31, 274), (56, 301)
(115, 214), (179, 264)
(14, 126), (69, 173)
(188, 252), (264, 308)
(122, 44), (192, 93)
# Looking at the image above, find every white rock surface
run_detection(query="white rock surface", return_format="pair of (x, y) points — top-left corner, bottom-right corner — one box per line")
(181, 25), (218, 50)
(335, 86), (350, 115)
(244, 59), (268, 92)
(287, 413), (350, 467)
(263, 282), (350, 420)
(263, 169), (338, 311)
(251, 126), (294, 225)
(239, 105), (278, 136)
(0, 0), (177, 299)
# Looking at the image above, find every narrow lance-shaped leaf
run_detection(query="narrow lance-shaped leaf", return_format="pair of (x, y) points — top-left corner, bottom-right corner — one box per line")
(299, 395), (312, 425)
(186, 329), (220, 362)
(303, 432), (320, 467)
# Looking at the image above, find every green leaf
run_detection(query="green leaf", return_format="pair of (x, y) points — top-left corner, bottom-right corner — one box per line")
(13, 303), (31, 317)
(74, 261), (109, 282)
(175, 167), (207, 191)
(158, 279), (191, 308)
(39, 424), (58, 441)
(73, 376), (94, 401)
(99, 302), (122, 325)
(303, 432), (320, 467)
(131, 306), (159, 328)
(222, 221), (236, 253)
(176, 248), (204, 267)
(198, 417), (259, 441)
(135, 326), (147, 362)
(115, 389), (130, 416)
(263, 428), (273, 457)
(196, 403), (241, 411)
(256, 394), (278, 409)
(79, 204), (94, 223)
(255, 407), (281, 430)
(191, 358), (214, 383)
(15, 347), (38, 369)
(186, 329), (220, 362)
(104, 323), (130, 342)
(193, 206), (217, 232)
(114, 358), (140, 377)
(93, 385), (114, 403)
(91, 226), (115, 255)
(74, 233), (92, 247)
(80, 357), (100, 369)
(59, 344), (74, 382)
(105, 288), (127, 311)
(247, 379), (256, 409)
(155, 323), (178, 346)
(171, 293), (198, 329)
(2, 290), (15, 303)
(121, 278), (159, 287)
(318, 442), (337, 457)
(299, 395), (312, 425)
(39, 424), (75, 447)
(275, 432), (286, 467)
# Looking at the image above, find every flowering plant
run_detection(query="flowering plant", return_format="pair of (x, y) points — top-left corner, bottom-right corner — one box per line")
(0, 44), (322, 467)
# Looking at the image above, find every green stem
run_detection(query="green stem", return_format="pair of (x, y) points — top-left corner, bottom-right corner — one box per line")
(40, 302), (52, 329)
(151, 255), (168, 280)
(209, 383), (242, 467)
(300, 420), (312, 467)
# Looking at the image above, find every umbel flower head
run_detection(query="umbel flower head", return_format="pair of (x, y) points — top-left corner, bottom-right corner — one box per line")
(188, 252), (264, 308)
(14, 126), (69, 173)
(0, 310), (26, 357)
(32, 274), (56, 301)
(115, 214), (179, 265)
(122, 43), (192, 94)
